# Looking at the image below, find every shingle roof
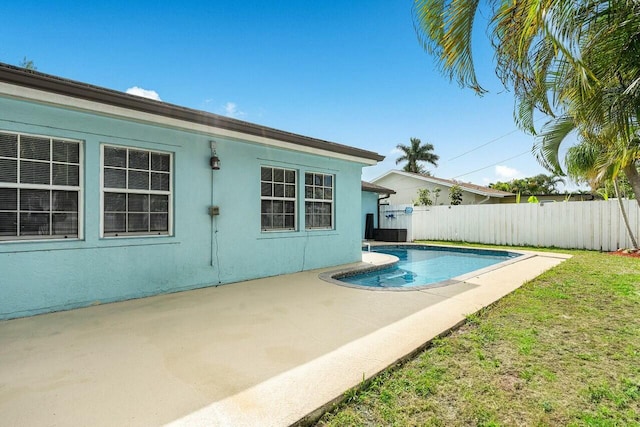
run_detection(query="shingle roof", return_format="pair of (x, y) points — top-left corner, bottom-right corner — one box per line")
(361, 181), (396, 194)
(0, 63), (384, 162)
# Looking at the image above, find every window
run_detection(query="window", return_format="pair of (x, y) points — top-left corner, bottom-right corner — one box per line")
(102, 145), (171, 236)
(305, 172), (333, 229)
(0, 131), (81, 241)
(260, 166), (296, 231)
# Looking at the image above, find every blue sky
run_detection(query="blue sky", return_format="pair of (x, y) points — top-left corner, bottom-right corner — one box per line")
(1, 1), (577, 188)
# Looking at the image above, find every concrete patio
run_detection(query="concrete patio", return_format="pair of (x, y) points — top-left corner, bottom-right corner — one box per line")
(0, 248), (569, 426)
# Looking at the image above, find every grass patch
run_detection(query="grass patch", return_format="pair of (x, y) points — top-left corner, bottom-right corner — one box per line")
(316, 243), (640, 426)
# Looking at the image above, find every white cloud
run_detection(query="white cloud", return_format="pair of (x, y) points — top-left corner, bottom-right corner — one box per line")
(126, 86), (162, 101)
(495, 165), (520, 180)
(223, 102), (246, 119)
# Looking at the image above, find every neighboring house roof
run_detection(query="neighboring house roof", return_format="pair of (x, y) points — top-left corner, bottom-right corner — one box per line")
(0, 63), (384, 164)
(372, 170), (513, 198)
(361, 181), (396, 194)
(502, 193), (596, 201)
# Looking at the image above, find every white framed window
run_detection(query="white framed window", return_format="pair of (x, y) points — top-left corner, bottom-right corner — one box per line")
(101, 145), (172, 237)
(260, 166), (296, 231)
(305, 172), (334, 230)
(0, 131), (82, 241)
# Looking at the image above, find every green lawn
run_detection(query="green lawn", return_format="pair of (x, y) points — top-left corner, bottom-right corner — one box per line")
(316, 243), (640, 426)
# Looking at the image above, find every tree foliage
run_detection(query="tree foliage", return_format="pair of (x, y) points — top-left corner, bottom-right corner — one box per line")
(449, 185), (463, 205)
(395, 137), (439, 174)
(413, 0), (640, 205)
(489, 174), (564, 195)
(414, 188), (433, 206)
(19, 57), (37, 71)
(564, 131), (638, 247)
(597, 176), (636, 200)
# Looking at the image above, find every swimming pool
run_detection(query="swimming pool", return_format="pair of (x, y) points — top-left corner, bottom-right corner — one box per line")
(337, 245), (522, 290)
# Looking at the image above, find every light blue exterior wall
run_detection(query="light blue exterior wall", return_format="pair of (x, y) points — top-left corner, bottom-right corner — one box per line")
(361, 191), (379, 239)
(0, 96), (364, 319)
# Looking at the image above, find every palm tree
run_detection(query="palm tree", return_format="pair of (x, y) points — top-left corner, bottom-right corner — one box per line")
(413, 0), (640, 199)
(540, 174), (566, 194)
(529, 0), (640, 206)
(564, 132), (639, 248)
(19, 57), (37, 71)
(395, 137), (439, 174)
(536, 115), (640, 209)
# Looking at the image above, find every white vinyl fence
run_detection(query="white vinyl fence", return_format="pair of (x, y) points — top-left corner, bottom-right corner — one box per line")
(379, 200), (640, 251)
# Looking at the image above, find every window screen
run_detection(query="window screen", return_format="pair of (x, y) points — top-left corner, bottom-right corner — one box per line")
(102, 145), (171, 236)
(305, 172), (333, 229)
(0, 131), (81, 240)
(260, 166), (296, 231)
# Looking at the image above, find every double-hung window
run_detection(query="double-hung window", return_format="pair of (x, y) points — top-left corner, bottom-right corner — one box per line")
(0, 131), (81, 241)
(102, 145), (172, 236)
(305, 172), (334, 229)
(260, 166), (296, 231)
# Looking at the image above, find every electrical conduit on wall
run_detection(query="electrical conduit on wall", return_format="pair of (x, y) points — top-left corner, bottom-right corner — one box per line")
(300, 230), (310, 272)
(210, 142), (222, 284)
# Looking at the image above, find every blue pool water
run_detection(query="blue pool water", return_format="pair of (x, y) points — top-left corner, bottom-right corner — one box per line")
(342, 246), (521, 289)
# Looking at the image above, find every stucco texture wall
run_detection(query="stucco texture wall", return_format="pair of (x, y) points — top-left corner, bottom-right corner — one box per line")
(0, 96), (363, 319)
(361, 191), (379, 239)
(373, 174), (441, 205)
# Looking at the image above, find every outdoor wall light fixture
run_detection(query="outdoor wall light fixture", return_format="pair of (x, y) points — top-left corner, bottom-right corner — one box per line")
(209, 140), (221, 170)
(210, 152), (221, 170)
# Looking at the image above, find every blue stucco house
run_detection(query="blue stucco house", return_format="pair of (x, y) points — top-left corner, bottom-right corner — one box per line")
(0, 63), (384, 319)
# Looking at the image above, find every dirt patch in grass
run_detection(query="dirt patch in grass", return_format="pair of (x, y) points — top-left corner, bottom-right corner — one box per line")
(610, 248), (640, 258)
(497, 373), (525, 393)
